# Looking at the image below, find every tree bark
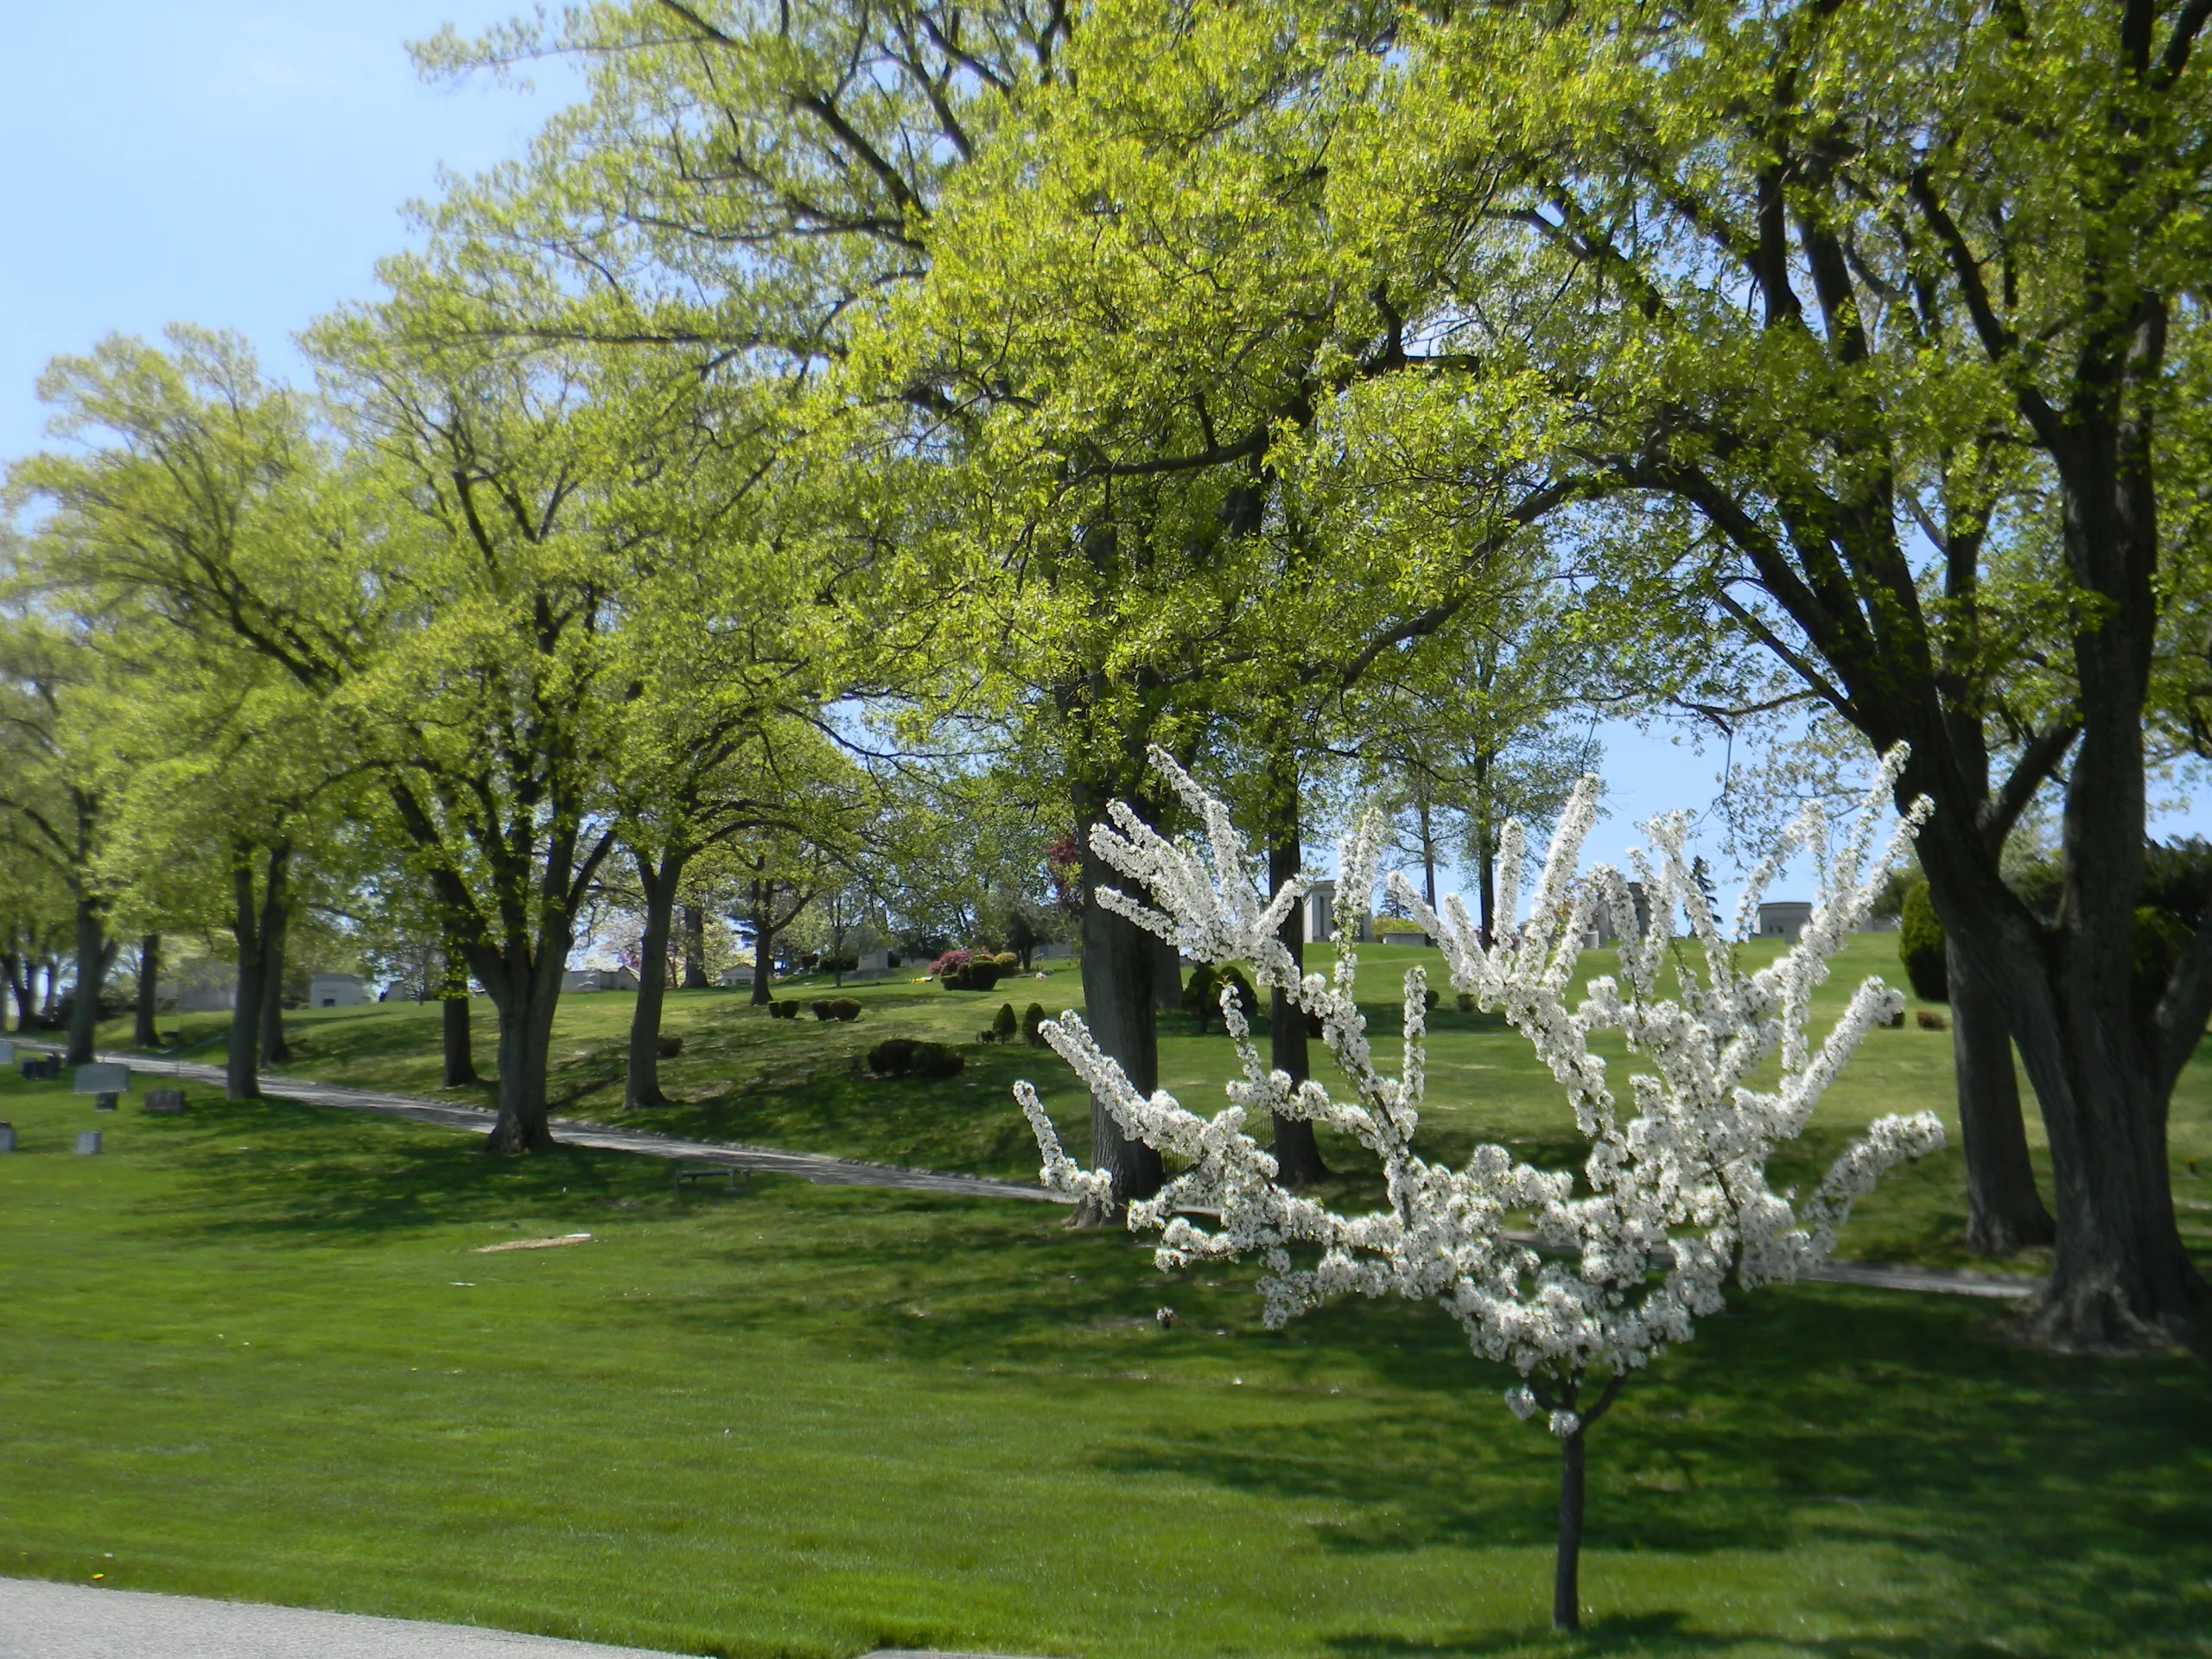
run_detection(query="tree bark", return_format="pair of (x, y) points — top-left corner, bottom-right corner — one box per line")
(0, 951), (25, 1033)
(1947, 933), (2055, 1254)
(481, 954), (563, 1154)
(440, 931), (480, 1087)
(1073, 791), (1164, 1220)
(257, 895), (291, 1065)
(226, 843), (288, 1100)
(1268, 758), (1326, 1185)
(133, 934), (161, 1047)
(625, 847), (685, 1109)
(66, 893), (110, 1065)
(748, 879), (777, 1006)
(679, 904), (709, 989)
(1149, 931), (1182, 1012)
(1554, 1425), (1586, 1632)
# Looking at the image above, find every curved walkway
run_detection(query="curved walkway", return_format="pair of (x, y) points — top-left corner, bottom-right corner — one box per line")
(29, 1043), (2043, 1299)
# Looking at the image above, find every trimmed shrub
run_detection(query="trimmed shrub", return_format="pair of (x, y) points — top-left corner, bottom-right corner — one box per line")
(767, 1001), (799, 1020)
(1898, 879), (1948, 1002)
(1022, 1002), (1047, 1046)
(929, 948), (972, 977)
(1424, 988), (1441, 1013)
(1456, 992), (1477, 1014)
(656, 1033), (684, 1058)
(1182, 962), (1223, 1033)
(993, 1001), (1018, 1041)
(991, 951), (1020, 970)
(813, 1000), (836, 1020)
(976, 1029), (999, 1045)
(942, 959), (1005, 992)
(868, 1037), (920, 1074)
(1220, 966), (1259, 1020)
(1916, 1008), (1948, 1031)
(912, 1041), (965, 1078)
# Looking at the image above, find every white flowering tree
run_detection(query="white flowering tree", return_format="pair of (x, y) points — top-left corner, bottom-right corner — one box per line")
(1015, 745), (1943, 1631)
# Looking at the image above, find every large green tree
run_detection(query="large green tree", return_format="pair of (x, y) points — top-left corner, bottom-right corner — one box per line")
(1374, 0), (2212, 1342)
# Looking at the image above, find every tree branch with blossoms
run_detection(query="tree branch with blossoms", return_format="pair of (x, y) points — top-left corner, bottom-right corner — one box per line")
(1014, 742), (1942, 1632)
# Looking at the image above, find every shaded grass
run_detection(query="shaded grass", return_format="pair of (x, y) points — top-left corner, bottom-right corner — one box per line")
(100, 937), (2212, 1277)
(2, 1067), (2209, 1657)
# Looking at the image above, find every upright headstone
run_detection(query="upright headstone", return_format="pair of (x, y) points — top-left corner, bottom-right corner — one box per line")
(75, 1130), (102, 1155)
(73, 1063), (130, 1112)
(0, 1039), (14, 1065)
(0, 1122), (15, 1154)
(143, 1089), (187, 1116)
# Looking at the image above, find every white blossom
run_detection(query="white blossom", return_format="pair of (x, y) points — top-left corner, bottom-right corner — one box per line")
(1020, 745), (1942, 1437)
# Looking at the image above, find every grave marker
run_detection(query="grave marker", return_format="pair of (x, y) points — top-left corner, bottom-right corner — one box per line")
(73, 1064), (130, 1112)
(0, 1122), (14, 1154)
(143, 1089), (187, 1116)
(75, 1131), (102, 1155)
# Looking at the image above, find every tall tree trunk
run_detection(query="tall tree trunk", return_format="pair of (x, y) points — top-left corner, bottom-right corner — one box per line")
(1072, 789), (1164, 1221)
(625, 848), (685, 1109)
(748, 879), (776, 1006)
(226, 843), (287, 1100)
(440, 931), (480, 1087)
(1149, 932), (1182, 1012)
(1, 951), (22, 1033)
(133, 934), (161, 1047)
(1947, 933), (2055, 1255)
(66, 893), (108, 1065)
(1268, 754), (1325, 1185)
(258, 896), (291, 1065)
(679, 904), (709, 989)
(481, 950), (563, 1153)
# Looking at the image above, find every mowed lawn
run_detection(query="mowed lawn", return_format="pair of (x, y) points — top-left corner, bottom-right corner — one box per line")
(1, 936), (2206, 1657)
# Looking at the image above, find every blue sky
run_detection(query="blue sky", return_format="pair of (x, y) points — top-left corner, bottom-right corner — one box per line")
(3, 3), (2199, 918)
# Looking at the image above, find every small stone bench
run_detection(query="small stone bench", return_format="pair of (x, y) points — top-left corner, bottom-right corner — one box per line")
(671, 1160), (750, 1196)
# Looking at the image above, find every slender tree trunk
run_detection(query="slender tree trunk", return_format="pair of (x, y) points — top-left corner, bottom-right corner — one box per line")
(1947, 934), (2055, 1255)
(679, 904), (709, 989)
(258, 896), (291, 1065)
(1554, 1426), (1586, 1632)
(1072, 789), (1164, 1221)
(1, 951), (21, 1033)
(625, 848), (684, 1110)
(1268, 754), (1326, 1185)
(441, 931), (480, 1087)
(1416, 791), (1439, 945)
(133, 934), (161, 1047)
(66, 893), (108, 1065)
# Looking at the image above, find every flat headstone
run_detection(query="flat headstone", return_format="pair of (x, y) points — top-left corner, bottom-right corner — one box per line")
(0, 1122), (14, 1153)
(73, 1063), (132, 1096)
(75, 1130), (102, 1155)
(143, 1088), (187, 1115)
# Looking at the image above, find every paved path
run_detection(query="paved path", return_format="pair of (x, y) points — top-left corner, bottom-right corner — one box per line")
(67, 1046), (1071, 1207)
(0, 1578), (1041, 1659)
(25, 1044), (2044, 1300)
(0, 1578), (691, 1658)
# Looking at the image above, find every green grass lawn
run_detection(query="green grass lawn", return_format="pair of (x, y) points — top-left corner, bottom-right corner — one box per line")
(97, 934), (2212, 1275)
(2, 1065), (2208, 1657)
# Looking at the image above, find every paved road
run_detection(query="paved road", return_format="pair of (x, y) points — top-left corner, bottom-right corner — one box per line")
(22, 1044), (2043, 1300)
(0, 1578), (693, 1658)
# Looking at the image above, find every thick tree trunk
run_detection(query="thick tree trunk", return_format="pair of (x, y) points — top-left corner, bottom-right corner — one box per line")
(1947, 934), (2055, 1255)
(625, 849), (683, 1109)
(258, 897), (291, 1065)
(1268, 760), (1326, 1185)
(679, 904), (709, 989)
(1554, 1426), (1586, 1632)
(1149, 932), (1182, 1012)
(66, 894), (108, 1065)
(441, 933), (480, 1087)
(482, 966), (562, 1154)
(745, 880), (778, 1006)
(1073, 796), (1164, 1220)
(133, 934), (161, 1047)
(226, 844), (287, 1101)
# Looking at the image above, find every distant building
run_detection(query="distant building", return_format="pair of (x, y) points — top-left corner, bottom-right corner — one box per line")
(562, 966), (640, 993)
(308, 972), (371, 1008)
(1304, 880), (1374, 946)
(1756, 900), (1815, 944)
(1591, 880), (1652, 947)
(853, 948), (892, 976)
(717, 965), (755, 988)
(1033, 940), (1073, 961)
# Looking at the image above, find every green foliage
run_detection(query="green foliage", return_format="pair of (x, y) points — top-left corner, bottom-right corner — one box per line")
(813, 999), (861, 1022)
(992, 1002), (1018, 1040)
(1021, 1002), (1047, 1047)
(1900, 880), (1948, 1004)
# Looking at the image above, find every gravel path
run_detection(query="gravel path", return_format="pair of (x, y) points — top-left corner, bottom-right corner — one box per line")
(28, 1044), (2044, 1299)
